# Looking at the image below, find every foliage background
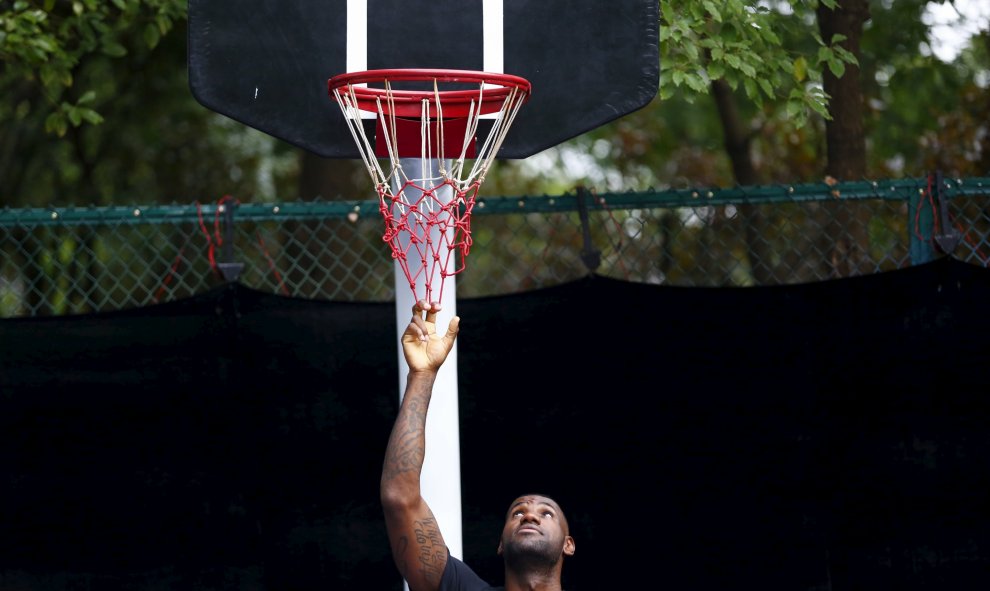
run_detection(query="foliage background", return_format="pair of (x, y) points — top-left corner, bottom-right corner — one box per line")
(2, 1), (986, 208)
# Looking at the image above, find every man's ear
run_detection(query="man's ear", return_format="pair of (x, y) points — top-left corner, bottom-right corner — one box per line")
(563, 536), (576, 557)
(497, 541), (503, 556)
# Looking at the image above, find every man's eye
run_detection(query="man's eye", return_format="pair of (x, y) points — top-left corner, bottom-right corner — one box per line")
(542, 511), (554, 518)
(513, 511), (524, 517)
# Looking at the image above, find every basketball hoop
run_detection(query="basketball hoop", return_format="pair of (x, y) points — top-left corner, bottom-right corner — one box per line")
(328, 69), (531, 303)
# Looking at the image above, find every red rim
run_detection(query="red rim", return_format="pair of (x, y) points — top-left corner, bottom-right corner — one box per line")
(328, 69), (531, 118)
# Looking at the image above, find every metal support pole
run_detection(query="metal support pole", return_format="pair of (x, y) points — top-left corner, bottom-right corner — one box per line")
(393, 158), (463, 590)
(217, 202), (244, 282)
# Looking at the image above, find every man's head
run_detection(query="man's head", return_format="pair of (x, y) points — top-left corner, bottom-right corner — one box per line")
(497, 494), (575, 572)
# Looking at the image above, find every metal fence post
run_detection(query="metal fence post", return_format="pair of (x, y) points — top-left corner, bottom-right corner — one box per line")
(217, 201), (244, 282)
(576, 186), (602, 273)
(908, 174), (937, 265)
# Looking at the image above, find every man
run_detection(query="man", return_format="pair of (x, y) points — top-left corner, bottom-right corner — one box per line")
(381, 301), (576, 591)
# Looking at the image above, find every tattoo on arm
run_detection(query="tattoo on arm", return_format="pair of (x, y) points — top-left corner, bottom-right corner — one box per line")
(413, 516), (446, 583)
(382, 393), (427, 481)
(383, 378), (446, 585)
(391, 516), (447, 586)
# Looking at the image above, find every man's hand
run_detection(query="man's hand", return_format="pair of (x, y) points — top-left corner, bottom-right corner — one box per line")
(401, 300), (460, 374)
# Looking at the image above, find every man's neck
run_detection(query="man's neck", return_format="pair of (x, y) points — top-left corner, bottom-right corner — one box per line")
(503, 568), (564, 591)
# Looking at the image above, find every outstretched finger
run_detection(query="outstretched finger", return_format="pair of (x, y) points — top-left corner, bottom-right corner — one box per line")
(407, 301), (430, 341)
(444, 316), (461, 342)
(412, 300), (429, 317)
(424, 301), (441, 324)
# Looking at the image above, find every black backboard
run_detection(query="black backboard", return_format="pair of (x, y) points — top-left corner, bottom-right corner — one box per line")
(188, 0), (659, 158)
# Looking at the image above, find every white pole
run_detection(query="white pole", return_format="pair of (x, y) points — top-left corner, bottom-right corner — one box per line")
(393, 158), (463, 590)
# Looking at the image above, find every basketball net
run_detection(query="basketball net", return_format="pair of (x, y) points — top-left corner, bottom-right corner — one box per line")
(329, 70), (530, 303)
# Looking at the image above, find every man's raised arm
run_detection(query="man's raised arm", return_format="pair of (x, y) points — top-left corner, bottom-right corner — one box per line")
(381, 301), (460, 591)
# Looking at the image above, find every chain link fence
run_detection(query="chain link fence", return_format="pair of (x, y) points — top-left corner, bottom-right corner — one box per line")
(2, 175), (988, 318)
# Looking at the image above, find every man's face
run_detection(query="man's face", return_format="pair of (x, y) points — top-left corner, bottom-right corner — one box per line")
(497, 495), (575, 567)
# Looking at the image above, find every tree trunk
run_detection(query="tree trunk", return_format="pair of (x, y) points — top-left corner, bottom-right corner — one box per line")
(711, 79), (775, 285)
(817, 0), (872, 277)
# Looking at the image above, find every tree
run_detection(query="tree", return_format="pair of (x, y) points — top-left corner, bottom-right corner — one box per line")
(0, 0), (184, 138)
(3, 0), (988, 306)
(1, 1), (298, 207)
(1, 1), (299, 314)
(817, 0), (872, 276)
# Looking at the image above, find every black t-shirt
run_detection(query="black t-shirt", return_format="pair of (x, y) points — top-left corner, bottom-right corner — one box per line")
(438, 553), (568, 591)
(439, 555), (502, 591)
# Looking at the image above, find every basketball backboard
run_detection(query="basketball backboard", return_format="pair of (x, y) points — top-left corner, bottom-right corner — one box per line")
(188, 0), (659, 159)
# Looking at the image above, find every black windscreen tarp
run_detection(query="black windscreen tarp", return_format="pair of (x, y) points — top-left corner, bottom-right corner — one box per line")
(2, 256), (988, 589)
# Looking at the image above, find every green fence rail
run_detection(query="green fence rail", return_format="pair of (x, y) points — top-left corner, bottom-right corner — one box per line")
(2, 175), (988, 318)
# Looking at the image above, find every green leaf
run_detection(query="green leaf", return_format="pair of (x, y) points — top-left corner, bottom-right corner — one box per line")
(707, 61), (726, 80)
(683, 41), (699, 61)
(827, 57), (845, 78)
(40, 65), (60, 90)
(32, 37), (57, 53)
(101, 40), (127, 57)
(144, 23), (160, 48)
(793, 56), (808, 82)
(684, 72), (709, 93)
(79, 107), (104, 125)
(78, 90), (97, 104)
(658, 70), (674, 92)
(67, 106), (82, 127)
(703, 1), (722, 23)
(743, 77), (758, 100)
(45, 112), (68, 137)
(759, 27), (780, 45)
(758, 77), (774, 98)
(156, 15), (172, 34)
(786, 98), (802, 118)
(833, 45), (859, 66)
(659, 0), (675, 24)
(808, 95), (831, 119)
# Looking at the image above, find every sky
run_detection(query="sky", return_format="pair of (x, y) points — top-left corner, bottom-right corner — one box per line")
(925, 0), (990, 61)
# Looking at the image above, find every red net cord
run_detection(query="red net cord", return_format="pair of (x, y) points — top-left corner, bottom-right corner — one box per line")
(380, 178), (480, 303)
